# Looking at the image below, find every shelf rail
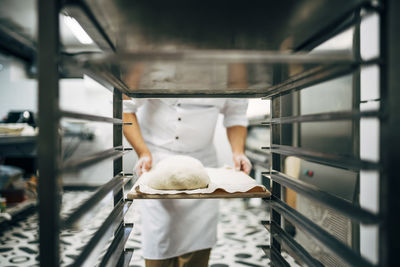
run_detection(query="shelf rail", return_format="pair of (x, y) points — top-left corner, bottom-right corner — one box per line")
(263, 172), (379, 224)
(267, 198), (374, 267)
(61, 174), (133, 229)
(262, 144), (379, 171)
(260, 2), (398, 266)
(98, 223), (133, 267)
(60, 110), (125, 124)
(262, 221), (324, 267)
(63, 0), (116, 52)
(262, 110), (380, 124)
(61, 146), (127, 173)
(70, 201), (131, 267)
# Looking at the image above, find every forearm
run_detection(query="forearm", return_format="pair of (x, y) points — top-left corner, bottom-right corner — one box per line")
(123, 112), (151, 157)
(226, 126), (247, 154)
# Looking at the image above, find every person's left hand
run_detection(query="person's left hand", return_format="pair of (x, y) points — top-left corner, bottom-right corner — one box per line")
(233, 153), (252, 174)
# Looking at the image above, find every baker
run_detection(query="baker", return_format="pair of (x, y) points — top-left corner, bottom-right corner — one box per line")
(123, 96), (251, 267)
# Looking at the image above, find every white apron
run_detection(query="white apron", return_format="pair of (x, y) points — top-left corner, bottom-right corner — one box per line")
(125, 98), (248, 259)
(137, 99), (222, 259)
(139, 144), (219, 259)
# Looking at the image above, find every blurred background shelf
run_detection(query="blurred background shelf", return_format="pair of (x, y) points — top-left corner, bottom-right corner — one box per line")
(0, 198), (36, 229)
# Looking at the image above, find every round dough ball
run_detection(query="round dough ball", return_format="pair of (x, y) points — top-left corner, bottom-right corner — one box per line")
(146, 155), (210, 190)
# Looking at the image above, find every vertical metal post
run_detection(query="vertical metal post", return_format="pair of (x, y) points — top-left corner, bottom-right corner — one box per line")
(113, 89), (126, 267)
(113, 89), (123, 203)
(37, 0), (61, 266)
(351, 9), (361, 254)
(379, 0), (400, 265)
(270, 96), (282, 265)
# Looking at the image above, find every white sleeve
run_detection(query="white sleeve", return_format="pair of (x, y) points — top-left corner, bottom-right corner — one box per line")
(123, 98), (146, 113)
(221, 99), (249, 128)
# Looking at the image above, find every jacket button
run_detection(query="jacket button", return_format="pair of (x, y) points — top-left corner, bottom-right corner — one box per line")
(178, 117), (181, 121)
(175, 136), (179, 140)
(177, 103), (181, 107)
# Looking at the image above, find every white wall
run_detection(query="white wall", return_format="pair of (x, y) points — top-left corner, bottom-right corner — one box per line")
(0, 56), (37, 119)
(359, 12), (381, 265)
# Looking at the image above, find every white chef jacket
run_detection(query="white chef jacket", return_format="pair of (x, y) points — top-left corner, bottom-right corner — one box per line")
(123, 98), (248, 259)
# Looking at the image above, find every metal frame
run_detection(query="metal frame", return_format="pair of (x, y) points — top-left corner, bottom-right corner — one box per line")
(379, 0), (400, 265)
(66, 51), (356, 99)
(270, 86), (283, 267)
(37, 0), (61, 265)
(269, 198), (374, 267)
(63, 0), (116, 52)
(263, 172), (379, 224)
(262, 144), (379, 171)
(60, 110), (125, 124)
(262, 221), (324, 267)
(263, 110), (379, 124)
(264, 1), (399, 266)
(1, 0), (395, 265)
(36, 0), (133, 266)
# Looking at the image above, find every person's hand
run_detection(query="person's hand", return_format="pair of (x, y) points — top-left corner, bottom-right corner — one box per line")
(135, 153), (152, 177)
(233, 153), (252, 174)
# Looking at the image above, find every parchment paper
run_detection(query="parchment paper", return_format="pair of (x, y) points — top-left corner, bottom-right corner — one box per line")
(131, 167), (267, 195)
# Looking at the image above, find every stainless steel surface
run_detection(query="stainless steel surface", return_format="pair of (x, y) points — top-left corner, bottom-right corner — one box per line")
(2, 0), (371, 97)
(0, 0), (100, 54)
(1, 0), (372, 56)
(295, 196), (352, 267)
(69, 50), (354, 97)
(77, 0), (372, 51)
(299, 161), (357, 202)
(0, 0), (374, 54)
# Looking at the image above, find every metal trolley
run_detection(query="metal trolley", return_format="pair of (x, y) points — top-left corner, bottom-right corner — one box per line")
(0, 0), (399, 266)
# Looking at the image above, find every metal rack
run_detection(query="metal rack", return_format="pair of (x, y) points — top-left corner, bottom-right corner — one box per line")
(35, 1), (135, 266)
(263, 1), (400, 266)
(1, 0), (398, 266)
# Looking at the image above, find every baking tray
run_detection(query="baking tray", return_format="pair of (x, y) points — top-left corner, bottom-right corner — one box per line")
(127, 168), (271, 199)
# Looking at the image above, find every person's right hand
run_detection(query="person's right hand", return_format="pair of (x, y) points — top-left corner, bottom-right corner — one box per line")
(134, 153), (152, 177)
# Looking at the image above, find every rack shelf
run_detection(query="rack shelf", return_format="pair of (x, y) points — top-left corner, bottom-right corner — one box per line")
(2, 0), (396, 266)
(67, 50), (355, 98)
(1, 0), (372, 98)
(69, 0), (373, 52)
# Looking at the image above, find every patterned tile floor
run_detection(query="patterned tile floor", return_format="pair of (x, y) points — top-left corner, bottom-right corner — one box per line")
(0, 191), (114, 266)
(127, 198), (298, 267)
(0, 192), (298, 267)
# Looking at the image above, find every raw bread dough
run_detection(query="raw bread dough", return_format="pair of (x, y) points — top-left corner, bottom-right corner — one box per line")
(143, 155), (210, 190)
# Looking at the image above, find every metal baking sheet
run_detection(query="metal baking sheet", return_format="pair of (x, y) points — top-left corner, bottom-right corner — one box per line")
(68, 50), (355, 97)
(77, 0), (370, 51)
